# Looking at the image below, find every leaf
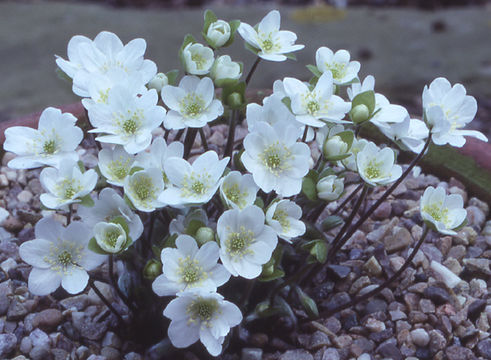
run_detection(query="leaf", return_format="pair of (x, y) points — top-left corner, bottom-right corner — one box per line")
(77, 161), (85, 173)
(78, 194), (94, 208)
(321, 215), (343, 231)
(295, 286), (319, 319)
(306, 64), (322, 77)
(311, 241), (328, 264)
(281, 97), (292, 112)
(223, 19), (241, 48)
(244, 42), (260, 56)
(165, 69), (179, 86)
(352, 90), (376, 114)
(186, 219), (205, 236)
(88, 237), (108, 255)
(215, 78), (239, 89)
(337, 130), (355, 150)
(302, 177), (318, 201)
(259, 268), (285, 282)
(203, 9), (218, 33)
(284, 53), (297, 61)
(111, 216), (130, 236)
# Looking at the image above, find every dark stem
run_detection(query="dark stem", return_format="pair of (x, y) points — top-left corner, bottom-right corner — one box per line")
(332, 182), (365, 215)
(88, 279), (126, 325)
(224, 110), (238, 159)
(164, 129), (170, 141)
(318, 225), (430, 318)
(66, 204), (73, 225)
(174, 128), (185, 142)
(329, 135), (432, 259)
(245, 57), (261, 85)
(199, 128), (209, 152)
(269, 263), (315, 305)
(239, 279), (256, 311)
(301, 126), (309, 143)
(109, 255), (137, 313)
(183, 128), (198, 159)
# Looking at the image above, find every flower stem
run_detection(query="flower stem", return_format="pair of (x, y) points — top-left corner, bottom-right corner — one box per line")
(66, 204), (73, 225)
(199, 128), (209, 152)
(224, 110), (238, 159)
(183, 128), (198, 159)
(301, 126), (309, 143)
(318, 225), (430, 318)
(329, 135), (432, 259)
(88, 279), (126, 325)
(332, 182), (365, 215)
(245, 57), (261, 86)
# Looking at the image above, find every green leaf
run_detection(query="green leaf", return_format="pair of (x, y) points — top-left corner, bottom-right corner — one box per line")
(302, 177), (318, 201)
(259, 268), (285, 282)
(179, 34), (196, 69)
(77, 161), (85, 173)
(311, 241), (328, 264)
(111, 216), (130, 236)
(337, 130), (355, 150)
(295, 286), (319, 319)
(244, 42), (260, 56)
(186, 219), (205, 236)
(281, 97), (292, 112)
(222, 81), (246, 109)
(352, 90), (376, 114)
(215, 77), (239, 89)
(306, 64), (322, 77)
(318, 167), (336, 178)
(284, 53), (297, 61)
(223, 19), (241, 47)
(88, 237), (108, 255)
(321, 215), (343, 231)
(203, 9), (218, 33)
(165, 69), (179, 86)
(78, 194), (94, 208)
(55, 67), (72, 83)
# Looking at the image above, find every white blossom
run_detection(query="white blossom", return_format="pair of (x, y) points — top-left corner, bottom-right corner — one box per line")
(207, 20), (231, 48)
(98, 145), (135, 186)
(93, 222), (128, 253)
(160, 151), (228, 206)
(217, 205), (277, 279)
(124, 168), (165, 212)
(379, 116), (429, 153)
(210, 55), (242, 82)
(356, 142), (402, 187)
(162, 76), (223, 130)
(40, 160), (98, 210)
(283, 72), (351, 127)
(341, 137), (369, 172)
(152, 234), (230, 296)
(219, 171), (258, 210)
(423, 77), (487, 147)
(237, 10), (304, 62)
(182, 43), (214, 75)
(163, 290), (242, 356)
(147, 72), (169, 92)
(265, 200), (305, 242)
(242, 121), (310, 197)
(78, 187), (143, 241)
(4, 107), (82, 169)
(315, 47), (360, 85)
(420, 186), (467, 235)
(317, 175), (344, 201)
(246, 94), (298, 131)
(19, 218), (106, 295)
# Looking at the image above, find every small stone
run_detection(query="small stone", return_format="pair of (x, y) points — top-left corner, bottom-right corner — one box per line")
(410, 328), (429, 347)
(309, 331), (331, 350)
(2, 216), (24, 233)
(32, 309), (63, 331)
(323, 292), (350, 312)
(390, 310), (407, 321)
(322, 348), (340, 360)
(102, 331), (122, 349)
(124, 353), (143, 360)
(372, 202), (391, 220)
(350, 338), (374, 357)
(367, 218), (398, 244)
(363, 256), (382, 276)
(408, 310), (428, 323)
(357, 354), (371, 360)
(389, 256), (405, 271)
(87, 356), (106, 360)
(430, 261), (461, 288)
(29, 328), (50, 349)
(364, 318), (385, 333)
(463, 258), (491, 276)
(280, 349), (313, 360)
(424, 286), (451, 305)
(76, 345), (90, 360)
(51, 348), (69, 360)
(17, 190), (33, 203)
(384, 226), (413, 253)
(71, 311), (108, 341)
(376, 341), (402, 360)
(29, 346), (51, 360)
(249, 333), (268, 348)
(442, 257), (462, 275)
(20, 336), (32, 354)
(333, 334), (352, 348)
(0, 333), (17, 358)
(476, 339), (491, 359)
(101, 347), (120, 360)
(428, 330), (446, 352)
(7, 299), (28, 320)
(349, 276), (370, 295)
(326, 265), (351, 280)
(88, 281), (114, 304)
(242, 348), (263, 360)
(59, 294), (89, 311)
(419, 299), (435, 313)
(0, 257), (16, 273)
(0, 174), (8, 187)
(445, 345), (474, 360)
(466, 206), (486, 228)
(467, 299), (486, 322)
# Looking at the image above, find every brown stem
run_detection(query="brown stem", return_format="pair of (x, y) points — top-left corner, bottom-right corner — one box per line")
(224, 110), (238, 159)
(245, 57), (261, 86)
(88, 279), (125, 325)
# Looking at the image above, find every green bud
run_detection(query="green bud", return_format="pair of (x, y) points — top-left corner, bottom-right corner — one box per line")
(195, 226), (215, 246)
(227, 92), (243, 109)
(350, 104), (370, 124)
(323, 135), (348, 159)
(143, 259), (162, 280)
(295, 286), (319, 319)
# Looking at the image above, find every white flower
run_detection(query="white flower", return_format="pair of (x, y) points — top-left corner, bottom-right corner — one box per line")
(265, 200), (305, 242)
(341, 137), (369, 172)
(423, 77), (487, 147)
(317, 175), (344, 201)
(169, 208), (209, 236)
(237, 10), (304, 62)
(56, 31), (157, 97)
(124, 168), (165, 212)
(347, 75), (375, 100)
(78, 187), (143, 241)
(87, 86), (165, 154)
(420, 186), (467, 235)
(163, 290), (242, 356)
(162, 76), (223, 130)
(160, 151), (228, 206)
(246, 94), (298, 131)
(315, 47), (360, 85)
(379, 116), (429, 153)
(94, 222), (127, 253)
(315, 124), (344, 150)
(98, 145), (135, 186)
(40, 160), (98, 210)
(182, 43), (214, 75)
(147, 72), (169, 92)
(134, 137), (184, 186)
(283, 72), (351, 127)
(217, 205), (277, 279)
(210, 55), (242, 82)
(19, 218), (106, 295)
(356, 142), (402, 187)
(4, 107), (82, 169)
(219, 171), (259, 210)
(323, 134), (350, 159)
(207, 20), (231, 48)
(152, 234), (230, 296)
(242, 121), (310, 197)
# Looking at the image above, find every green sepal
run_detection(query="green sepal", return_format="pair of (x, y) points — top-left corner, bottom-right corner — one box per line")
(165, 69), (180, 86)
(311, 241), (328, 263)
(452, 218), (468, 232)
(259, 268), (285, 282)
(253, 196), (264, 209)
(222, 81), (246, 110)
(123, 194), (136, 210)
(321, 215), (343, 231)
(186, 219), (206, 236)
(284, 53), (297, 61)
(163, 233), (178, 248)
(77, 161), (85, 173)
(202, 9), (218, 33)
(295, 286), (319, 319)
(223, 19), (241, 48)
(281, 97), (292, 112)
(129, 166), (144, 175)
(318, 167), (337, 179)
(233, 149), (246, 171)
(324, 130), (355, 161)
(351, 90), (376, 115)
(306, 64), (322, 77)
(215, 77), (240, 89)
(78, 194), (95, 208)
(179, 34), (197, 70)
(152, 245), (162, 258)
(244, 42), (260, 56)
(302, 170), (319, 201)
(88, 237), (107, 255)
(55, 67), (72, 83)
(110, 216), (130, 237)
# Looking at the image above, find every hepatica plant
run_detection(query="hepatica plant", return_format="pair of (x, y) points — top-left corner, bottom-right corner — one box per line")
(4, 9), (488, 357)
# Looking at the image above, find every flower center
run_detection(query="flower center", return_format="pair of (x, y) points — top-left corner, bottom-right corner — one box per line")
(307, 100), (320, 115)
(423, 203), (449, 223)
(187, 298), (219, 325)
(58, 250), (73, 267)
(178, 256), (206, 285)
(224, 183), (247, 208)
(43, 140), (57, 155)
(259, 141), (292, 176)
(131, 174), (156, 204)
(365, 161), (381, 179)
(180, 94), (205, 118)
(226, 226), (255, 258)
(273, 209), (290, 232)
(262, 39), (274, 52)
(55, 179), (83, 200)
(108, 157), (132, 181)
(98, 89), (110, 104)
(114, 110), (143, 136)
(44, 240), (84, 274)
(105, 229), (121, 247)
(191, 53), (206, 70)
(123, 119), (138, 134)
(326, 62), (346, 80)
(182, 171), (212, 198)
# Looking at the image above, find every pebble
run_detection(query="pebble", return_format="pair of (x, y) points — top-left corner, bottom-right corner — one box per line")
(467, 299), (486, 322)
(466, 206), (486, 228)
(7, 299), (29, 320)
(410, 328), (429, 346)
(445, 345), (474, 360)
(424, 286), (451, 305)
(17, 190), (33, 203)
(384, 226), (413, 253)
(349, 276), (371, 295)
(389, 310), (407, 321)
(363, 256), (382, 276)
(476, 338), (491, 359)
(71, 311), (108, 340)
(59, 294), (90, 311)
(428, 330), (446, 352)
(367, 218), (398, 243)
(372, 202), (391, 219)
(308, 331), (331, 350)
(0, 333), (17, 358)
(101, 346), (120, 360)
(88, 281), (114, 304)
(463, 258), (491, 276)
(430, 261), (461, 288)
(419, 299), (435, 313)
(279, 349), (314, 360)
(376, 341), (402, 360)
(322, 348), (340, 360)
(20, 336), (32, 354)
(102, 331), (122, 349)
(326, 265), (351, 280)
(0, 174), (9, 187)
(32, 309), (63, 331)
(364, 318), (385, 333)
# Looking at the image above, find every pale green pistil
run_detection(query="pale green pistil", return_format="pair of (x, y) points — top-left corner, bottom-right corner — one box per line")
(58, 250), (73, 267)
(43, 140), (57, 154)
(191, 53), (206, 70)
(192, 181), (205, 195)
(123, 119), (138, 134)
(365, 161), (381, 179)
(181, 94), (205, 118)
(262, 39), (274, 52)
(178, 256), (205, 284)
(327, 63), (346, 79)
(132, 176), (154, 202)
(423, 203), (449, 223)
(105, 230), (120, 247)
(273, 209), (290, 232)
(307, 100), (320, 115)
(187, 298), (219, 324)
(226, 227), (254, 258)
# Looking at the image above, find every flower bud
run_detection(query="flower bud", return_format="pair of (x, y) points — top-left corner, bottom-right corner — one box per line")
(94, 222), (127, 254)
(143, 259), (162, 280)
(206, 20), (231, 48)
(210, 55), (242, 81)
(323, 135), (348, 159)
(350, 104), (370, 124)
(195, 226), (215, 246)
(147, 73), (168, 92)
(317, 175), (344, 201)
(182, 43), (214, 75)
(227, 92), (243, 109)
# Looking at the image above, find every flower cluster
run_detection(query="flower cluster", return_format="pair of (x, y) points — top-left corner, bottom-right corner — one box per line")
(3, 8), (486, 358)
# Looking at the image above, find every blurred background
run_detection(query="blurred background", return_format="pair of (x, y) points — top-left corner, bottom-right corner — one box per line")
(0, 0), (490, 136)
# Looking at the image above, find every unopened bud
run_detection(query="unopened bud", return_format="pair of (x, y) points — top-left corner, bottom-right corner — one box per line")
(147, 73), (168, 92)
(143, 259), (162, 280)
(227, 92), (243, 109)
(350, 104), (370, 124)
(323, 135), (348, 159)
(195, 226), (215, 246)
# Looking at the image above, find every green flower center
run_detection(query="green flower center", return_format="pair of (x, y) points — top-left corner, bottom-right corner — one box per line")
(365, 161), (381, 179)
(423, 203), (449, 223)
(55, 179), (82, 201)
(178, 256), (206, 285)
(180, 94), (205, 118)
(226, 226), (254, 258)
(307, 100), (320, 115)
(259, 142), (292, 176)
(58, 250), (73, 267)
(224, 183), (247, 208)
(191, 53), (206, 70)
(131, 174), (156, 203)
(108, 157), (132, 181)
(43, 140), (57, 155)
(182, 171), (211, 198)
(105, 229), (121, 247)
(44, 241), (84, 274)
(123, 119), (138, 134)
(273, 209), (290, 232)
(327, 62), (346, 80)
(262, 39), (274, 52)
(187, 298), (219, 324)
